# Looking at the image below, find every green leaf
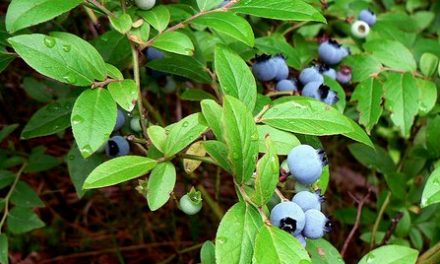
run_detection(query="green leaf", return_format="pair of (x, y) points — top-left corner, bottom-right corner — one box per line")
(426, 115), (440, 158)
(348, 143), (396, 175)
(0, 124), (18, 143)
(21, 99), (74, 139)
(147, 55), (211, 83)
(93, 31), (131, 69)
(147, 126), (168, 153)
(342, 118), (374, 148)
(0, 234), (8, 264)
(222, 96), (259, 183)
(109, 13), (132, 34)
(152, 31), (194, 56)
(200, 240), (216, 264)
(251, 136), (279, 206)
(108, 79), (138, 112)
(139, 6), (170, 32)
(255, 34), (302, 69)
(147, 162), (176, 211)
(7, 206), (45, 234)
(215, 46), (256, 111)
(128, 22), (150, 44)
(0, 170), (16, 189)
(419, 53), (439, 77)
(257, 125), (300, 155)
(416, 78), (437, 116)
(5, 0), (83, 33)
(343, 55), (382, 82)
(180, 89), (216, 102)
(66, 144), (104, 198)
(262, 97), (354, 136)
(383, 73), (419, 138)
(421, 166), (440, 207)
(21, 77), (58, 103)
(306, 239), (344, 264)
(351, 78), (384, 133)
(203, 141), (230, 172)
(215, 202), (263, 264)
(230, 0), (325, 23)
(164, 113), (208, 157)
(8, 33), (106, 86)
(201, 99), (223, 140)
(253, 225), (311, 264)
(83, 156), (157, 189)
(0, 50), (15, 73)
(71, 89), (116, 158)
(197, 0), (223, 11)
(193, 12), (254, 47)
(25, 147), (60, 173)
(364, 40), (417, 71)
(358, 245), (418, 264)
(105, 63), (124, 81)
(10, 181), (44, 208)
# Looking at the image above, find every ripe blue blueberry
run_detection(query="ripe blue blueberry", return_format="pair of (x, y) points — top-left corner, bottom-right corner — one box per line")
(135, 0), (156, 10)
(292, 190), (325, 212)
(106, 136), (130, 157)
(358, 9), (377, 26)
(318, 40), (348, 65)
(351, 20), (370, 39)
(303, 209), (331, 239)
(276, 79), (297, 92)
(130, 117), (142, 132)
(287, 145), (327, 185)
(270, 201), (305, 235)
(299, 67), (324, 85)
(302, 83), (339, 106)
(114, 108), (125, 131)
(317, 64), (336, 80)
(301, 81), (322, 99)
(179, 193), (202, 215)
(295, 234), (307, 247)
(322, 90), (339, 105)
(146, 47), (165, 61)
(252, 55), (278, 81)
(272, 55), (289, 81)
(336, 66), (352, 84)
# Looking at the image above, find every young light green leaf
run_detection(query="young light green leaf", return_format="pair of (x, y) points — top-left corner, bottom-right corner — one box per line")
(128, 22), (150, 44)
(222, 96), (259, 183)
(71, 89), (117, 158)
(152, 31), (194, 56)
(203, 141), (230, 172)
(10, 181), (44, 208)
(342, 118), (374, 148)
(21, 99), (74, 139)
(383, 73), (419, 138)
(138, 6), (170, 32)
(201, 99), (223, 140)
(343, 55), (382, 82)
(105, 63), (124, 81)
(215, 46), (256, 111)
(193, 12), (254, 47)
(364, 40), (417, 71)
(421, 166), (440, 208)
(109, 13), (132, 34)
(215, 202), (263, 264)
(358, 245), (418, 264)
(5, 0), (83, 33)
(351, 78), (384, 133)
(251, 136), (279, 206)
(419, 53), (439, 77)
(416, 78), (437, 116)
(0, 234), (7, 264)
(197, 0), (223, 11)
(0, 124), (18, 143)
(147, 162), (176, 211)
(108, 79), (138, 112)
(7, 206), (45, 234)
(83, 156), (157, 189)
(164, 113), (207, 157)
(306, 239), (344, 264)
(253, 225), (311, 264)
(230, 0), (325, 22)
(180, 89), (216, 102)
(8, 33), (106, 86)
(147, 126), (168, 153)
(200, 240), (216, 264)
(257, 125), (300, 155)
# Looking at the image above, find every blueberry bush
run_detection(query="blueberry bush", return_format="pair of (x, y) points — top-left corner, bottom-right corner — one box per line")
(1, 0), (440, 263)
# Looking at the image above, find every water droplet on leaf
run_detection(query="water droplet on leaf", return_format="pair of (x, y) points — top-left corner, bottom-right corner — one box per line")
(44, 36), (56, 48)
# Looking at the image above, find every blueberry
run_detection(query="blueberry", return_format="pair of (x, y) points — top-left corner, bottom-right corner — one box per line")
(219, 0), (230, 7)
(301, 81), (322, 99)
(135, 0), (156, 10)
(295, 234), (307, 247)
(358, 9), (376, 26)
(130, 117), (142, 132)
(318, 40), (345, 65)
(302, 83), (339, 106)
(287, 145), (327, 185)
(336, 66), (352, 84)
(179, 193), (202, 215)
(299, 67), (324, 85)
(270, 201), (305, 235)
(303, 209), (331, 239)
(292, 190), (325, 212)
(317, 64), (336, 80)
(252, 55), (278, 81)
(351, 20), (370, 39)
(271, 55), (289, 81)
(114, 108), (126, 131)
(146, 47), (165, 61)
(105, 136), (130, 157)
(276, 79), (297, 92)
(322, 89), (339, 105)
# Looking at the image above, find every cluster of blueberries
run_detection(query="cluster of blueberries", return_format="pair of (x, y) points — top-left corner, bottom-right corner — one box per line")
(351, 9), (377, 39)
(252, 37), (353, 106)
(270, 145), (330, 247)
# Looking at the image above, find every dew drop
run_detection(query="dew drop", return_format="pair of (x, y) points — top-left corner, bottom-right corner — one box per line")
(251, 133), (259, 141)
(63, 73), (77, 84)
(44, 36), (56, 48)
(53, 125), (60, 130)
(81, 145), (93, 156)
(48, 103), (61, 111)
(62, 44), (71, 52)
(71, 115), (84, 125)
(217, 237), (227, 244)
(182, 121), (189, 128)
(68, 154), (75, 161)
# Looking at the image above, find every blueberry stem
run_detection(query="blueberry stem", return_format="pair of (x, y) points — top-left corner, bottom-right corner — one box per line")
(197, 184), (224, 221)
(274, 188), (289, 202)
(254, 104), (271, 123)
(84, 0), (114, 17)
(370, 191), (391, 249)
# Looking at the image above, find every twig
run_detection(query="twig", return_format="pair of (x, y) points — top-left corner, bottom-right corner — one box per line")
(417, 241), (440, 264)
(380, 212), (404, 245)
(91, 78), (119, 88)
(274, 188), (289, 202)
(370, 191), (392, 249)
(340, 188), (372, 258)
(131, 43), (149, 140)
(197, 184), (224, 220)
(254, 105), (271, 123)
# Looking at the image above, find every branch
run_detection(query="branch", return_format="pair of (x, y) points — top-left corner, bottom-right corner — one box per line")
(131, 43), (149, 140)
(84, 0), (114, 17)
(380, 212), (404, 245)
(370, 191), (392, 249)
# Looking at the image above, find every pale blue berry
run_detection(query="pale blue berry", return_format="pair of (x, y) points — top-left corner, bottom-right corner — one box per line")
(295, 234), (307, 247)
(270, 201), (306, 236)
(276, 79), (297, 92)
(114, 108), (125, 131)
(303, 209), (331, 239)
(287, 145), (327, 185)
(135, 0), (156, 10)
(292, 190), (324, 212)
(359, 9), (377, 26)
(252, 55), (278, 81)
(272, 55), (289, 81)
(106, 136), (130, 157)
(299, 67), (324, 85)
